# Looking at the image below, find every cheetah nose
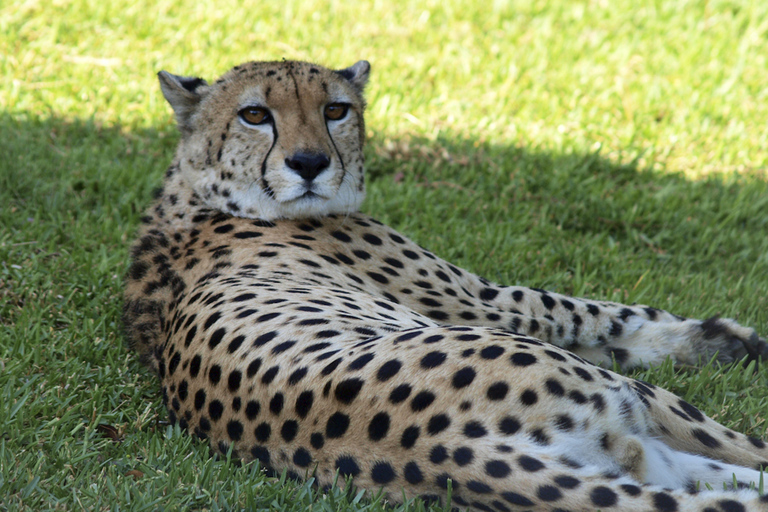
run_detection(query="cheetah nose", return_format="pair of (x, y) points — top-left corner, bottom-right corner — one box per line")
(285, 152), (331, 181)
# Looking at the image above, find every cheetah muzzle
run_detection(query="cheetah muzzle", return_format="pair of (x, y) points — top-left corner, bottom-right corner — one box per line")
(123, 59), (768, 512)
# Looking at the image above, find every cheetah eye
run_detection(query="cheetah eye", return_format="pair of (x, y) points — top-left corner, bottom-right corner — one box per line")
(324, 103), (350, 121)
(239, 106), (271, 126)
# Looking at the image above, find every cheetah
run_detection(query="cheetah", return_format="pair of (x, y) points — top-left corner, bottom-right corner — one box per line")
(123, 59), (768, 511)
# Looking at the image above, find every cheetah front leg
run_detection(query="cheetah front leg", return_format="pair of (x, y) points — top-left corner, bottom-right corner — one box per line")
(368, 230), (768, 369)
(464, 283), (768, 370)
(341, 217), (767, 369)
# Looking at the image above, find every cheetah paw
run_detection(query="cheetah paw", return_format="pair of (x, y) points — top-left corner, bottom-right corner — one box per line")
(695, 316), (768, 367)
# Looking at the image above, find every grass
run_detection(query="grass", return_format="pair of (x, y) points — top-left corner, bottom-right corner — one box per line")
(1, 0), (768, 510)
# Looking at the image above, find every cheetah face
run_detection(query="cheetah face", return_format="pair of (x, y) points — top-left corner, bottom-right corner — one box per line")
(158, 60), (370, 220)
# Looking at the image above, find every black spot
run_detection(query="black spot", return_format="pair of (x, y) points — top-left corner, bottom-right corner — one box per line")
(294, 391), (313, 418)
(518, 455), (544, 472)
(208, 400), (224, 421)
(194, 389), (206, 410)
(231, 293), (256, 302)
(467, 480), (492, 494)
(430, 445), (448, 464)
(256, 312), (281, 322)
(644, 307), (659, 319)
(227, 370), (242, 392)
(288, 367), (308, 386)
(554, 475), (581, 489)
(554, 414), (574, 431)
(544, 349), (567, 362)
(537, 485), (562, 502)
(499, 416), (521, 435)
(653, 492), (678, 512)
(368, 412), (391, 441)
(245, 400), (260, 420)
(208, 327), (226, 349)
(480, 345), (504, 359)
(718, 500), (746, 512)
(253, 331), (278, 347)
(487, 382), (509, 401)
(269, 393), (284, 415)
(271, 340), (296, 354)
(520, 389), (538, 405)
(427, 414), (451, 435)
(748, 437), (766, 449)
(362, 233), (383, 245)
(463, 421), (487, 438)
(189, 354), (202, 377)
(568, 390), (587, 404)
(531, 428), (550, 445)
(420, 351), (447, 369)
(281, 420), (298, 442)
(310, 432), (324, 449)
(500, 492), (534, 507)
(246, 358), (262, 378)
(209, 365), (221, 384)
(677, 399), (706, 422)
(234, 231), (262, 239)
(692, 428), (722, 448)
(377, 360), (402, 381)
(320, 358), (342, 376)
(227, 420), (244, 441)
(293, 447), (311, 467)
(436, 473), (457, 490)
(423, 334), (445, 344)
(371, 461), (396, 484)
(389, 384), (412, 404)
(411, 391), (435, 412)
(545, 378), (565, 397)
(227, 335), (245, 354)
(404, 461), (424, 484)
(479, 288), (499, 301)
(510, 352), (537, 367)
(485, 460), (511, 478)
(326, 412), (350, 438)
(168, 352), (181, 375)
(574, 367), (593, 382)
(331, 231), (352, 243)
(540, 294), (556, 310)
(452, 367), (476, 389)
(590, 486), (618, 507)
(391, 422), (420, 450)
(335, 378), (364, 404)
(590, 393), (606, 412)
(620, 484), (642, 496)
(447, 446), (471, 467)
(348, 353), (375, 370)
(335, 455), (360, 477)
(251, 445), (270, 467)
(606, 347), (630, 365)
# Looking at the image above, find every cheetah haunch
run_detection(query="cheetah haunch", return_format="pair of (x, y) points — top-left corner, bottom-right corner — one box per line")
(123, 60), (768, 512)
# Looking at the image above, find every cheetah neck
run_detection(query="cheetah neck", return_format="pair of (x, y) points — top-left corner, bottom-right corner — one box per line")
(144, 159), (219, 233)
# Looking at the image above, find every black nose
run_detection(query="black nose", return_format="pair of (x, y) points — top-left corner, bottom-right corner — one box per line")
(285, 152), (331, 181)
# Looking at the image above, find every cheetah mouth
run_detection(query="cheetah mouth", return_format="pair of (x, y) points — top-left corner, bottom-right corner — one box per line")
(285, 190), (328, 203)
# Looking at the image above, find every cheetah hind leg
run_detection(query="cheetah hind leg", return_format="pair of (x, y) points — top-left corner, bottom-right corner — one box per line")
(436, 438), (766, 512)
(635, 437), (764, 492)
(629, 377), (768, 475)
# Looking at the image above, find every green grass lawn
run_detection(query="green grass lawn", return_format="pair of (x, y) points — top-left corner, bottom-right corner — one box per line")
(2, 0), (768, 510)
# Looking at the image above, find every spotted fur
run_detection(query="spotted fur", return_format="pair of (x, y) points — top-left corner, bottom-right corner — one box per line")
(123, 60), (768, 512)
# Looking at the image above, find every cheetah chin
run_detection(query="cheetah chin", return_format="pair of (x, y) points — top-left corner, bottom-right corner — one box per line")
(123, 59), (768, 512)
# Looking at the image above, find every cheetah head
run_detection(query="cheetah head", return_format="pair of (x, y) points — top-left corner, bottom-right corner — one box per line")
(159, 60), (370, 220)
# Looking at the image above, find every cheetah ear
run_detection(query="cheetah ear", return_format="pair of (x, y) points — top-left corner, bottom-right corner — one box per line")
(157, 71), (209, 135)
(335, 60), (370, 94)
